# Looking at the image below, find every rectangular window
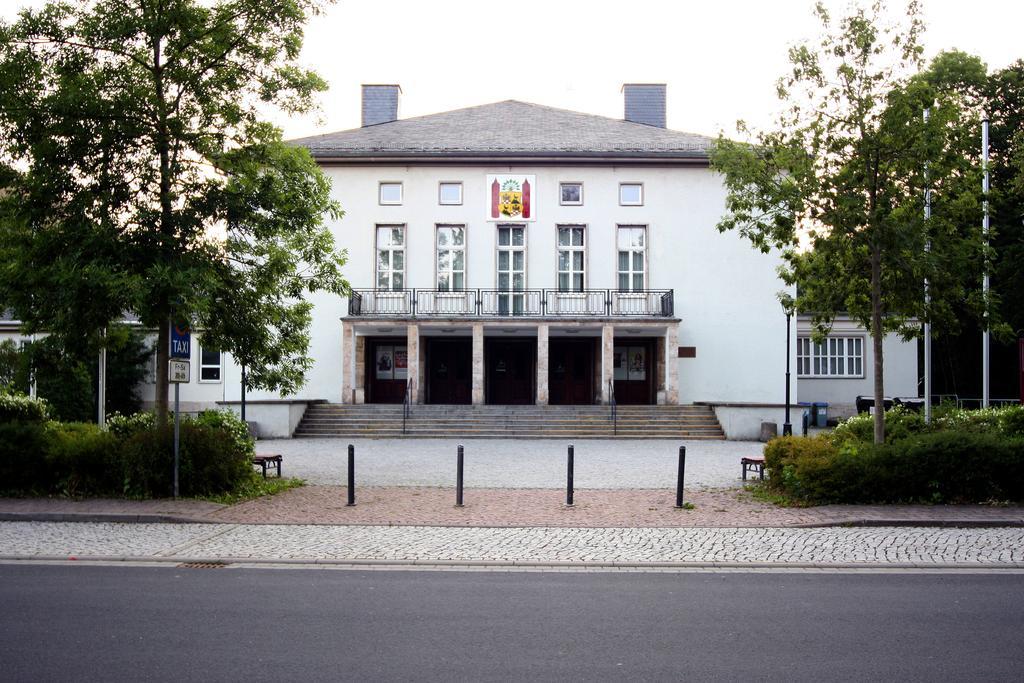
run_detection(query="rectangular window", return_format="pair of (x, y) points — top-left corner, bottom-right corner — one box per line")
(557, 225), (586, 292)
(376, 225), (405, 290)
(436, 225), (465, 291)
(496, 225), (526, 315)
(379, 182), (403, 205)
(559, 182), (583, 206)
(797, 336), (864, 378)
(616, 226), (646, 291)
(439, 182), (463, 205)
(199, 345), (221, 382)
(619, 182), (643, 206)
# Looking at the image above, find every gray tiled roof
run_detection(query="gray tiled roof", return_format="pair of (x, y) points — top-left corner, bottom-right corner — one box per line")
(288, 101), (714, 160)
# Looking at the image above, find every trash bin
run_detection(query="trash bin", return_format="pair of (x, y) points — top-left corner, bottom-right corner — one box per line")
(813, 402), (828, 427)
(798, 401), (813, 434)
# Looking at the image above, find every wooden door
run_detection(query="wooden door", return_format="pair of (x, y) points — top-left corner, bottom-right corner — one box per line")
(549, 339), (595, 405)
(367, 340), (408, 404)
(486, 340), (535, 405)
(426, 339), (472, 404)
(613, 342), (654, 405)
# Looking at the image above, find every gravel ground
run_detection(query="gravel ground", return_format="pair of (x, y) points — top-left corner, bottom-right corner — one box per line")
(254, 438), (763, 489)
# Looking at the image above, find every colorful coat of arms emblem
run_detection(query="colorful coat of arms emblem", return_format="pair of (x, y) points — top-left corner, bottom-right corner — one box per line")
(487, 174), (535, 221)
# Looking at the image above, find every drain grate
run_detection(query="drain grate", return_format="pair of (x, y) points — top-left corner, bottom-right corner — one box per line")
(177, 561), (230, 569)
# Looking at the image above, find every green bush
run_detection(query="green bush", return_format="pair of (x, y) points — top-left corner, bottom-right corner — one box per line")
(106, 411), (156, 438)
(121, 422), (253, 498)
(0, 421), (53, 493)
(933, 407), (1004, 434)
(832, 405), (926, 444)
(0, 390), (51, 423)
(46, 422), (121, 496)
(998, 405), (1024, 437)
(194, 410), (255, 458)
(764, 431), (1024, 504)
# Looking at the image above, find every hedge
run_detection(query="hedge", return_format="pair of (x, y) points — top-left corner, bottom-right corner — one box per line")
(0, 407), (257, 498)
(763, 431), (1024, 504)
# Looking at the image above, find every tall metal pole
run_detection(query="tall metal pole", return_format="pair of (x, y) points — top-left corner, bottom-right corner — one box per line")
(783, 312), (792, 436)
(173, 381), (180, 499)
(240, 364), (247, 423)
(97, 328), (107, 427)
(923, 108), (932, 424)
(982, 118), (990, 408)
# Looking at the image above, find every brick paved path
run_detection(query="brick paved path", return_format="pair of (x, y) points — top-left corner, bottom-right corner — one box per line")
(208, 486), (1024, 528)
(1, 521), (1022, 566)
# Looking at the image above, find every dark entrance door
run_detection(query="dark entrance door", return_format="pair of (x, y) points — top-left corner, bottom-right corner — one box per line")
(426, 338), (472, 404)
(613, 341), (655, 405)
(367, 340), (408, 404)
(549, 339), (595, 405)
(486, 340), (535, 405)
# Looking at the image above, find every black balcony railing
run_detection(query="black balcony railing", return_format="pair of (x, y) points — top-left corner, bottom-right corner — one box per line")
(347, 288), (674, 317)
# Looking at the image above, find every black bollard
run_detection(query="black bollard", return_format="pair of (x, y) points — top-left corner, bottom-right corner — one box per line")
(566, 444), (574, 506)
(674, 445), (686, 508)
(456, 444), (464, 507)
(346, 444), (355, 506)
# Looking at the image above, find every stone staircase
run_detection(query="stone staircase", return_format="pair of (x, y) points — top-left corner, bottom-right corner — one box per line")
(293, 404), (726, 439)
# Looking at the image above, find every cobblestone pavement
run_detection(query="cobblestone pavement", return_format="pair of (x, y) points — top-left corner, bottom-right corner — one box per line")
(1, 521), (1022, 566)
(254, 438), (761, 488)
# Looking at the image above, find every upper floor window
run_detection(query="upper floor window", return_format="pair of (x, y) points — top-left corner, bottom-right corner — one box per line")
(557, 225), (586, 292)
(619, 183), (643, 206)
(376, 225), (405, 290)
(379, 182), (403, 205)
(617, 226), (646, 291)
(436, 225), (465, 291)
(199, 345), (222, 382)
(797, 336), (864, 377)
(439, 182), (463, 205)
(559, 182), (583, 206)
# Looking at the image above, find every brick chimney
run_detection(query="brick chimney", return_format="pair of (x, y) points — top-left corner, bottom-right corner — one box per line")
(361, 84), (401, 127)
(622, 83), (666, 128)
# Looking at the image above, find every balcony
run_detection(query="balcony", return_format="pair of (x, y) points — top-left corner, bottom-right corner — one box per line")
(348, 289), (674, 318)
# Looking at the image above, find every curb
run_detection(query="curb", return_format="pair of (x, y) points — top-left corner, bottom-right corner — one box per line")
(1, 511), (1023, 529)
(2, 554), (1023, 571)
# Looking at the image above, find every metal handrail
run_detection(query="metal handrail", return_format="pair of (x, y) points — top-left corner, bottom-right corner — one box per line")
(402, 378), (412, 434)
(348, 288), (674, 318)
(608, 379), (617, 436)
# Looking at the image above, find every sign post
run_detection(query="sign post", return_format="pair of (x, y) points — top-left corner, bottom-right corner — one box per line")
(169, 323), (191, 499)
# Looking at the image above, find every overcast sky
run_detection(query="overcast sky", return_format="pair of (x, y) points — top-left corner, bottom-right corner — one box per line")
(5, 0), (1023, 139)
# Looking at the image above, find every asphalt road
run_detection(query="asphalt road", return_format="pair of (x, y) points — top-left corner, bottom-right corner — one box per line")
(1, 565), (1022, 682)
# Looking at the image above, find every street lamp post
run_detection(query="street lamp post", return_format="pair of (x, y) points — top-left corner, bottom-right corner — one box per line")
(783, 310), (792, 436)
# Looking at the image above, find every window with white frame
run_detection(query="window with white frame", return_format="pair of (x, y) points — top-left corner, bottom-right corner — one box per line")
(497, 225), (526, 315)
(619, 182), (643, 206)
(557, 225), (586, 292)
(378, 182), (402, 205)
(436, 225), (466, 291)
(438, 182), (463, 205)
(199, 345), (221, 382)
(376, 225), (405, 290)
(559, 182), (583, 206)
(797, 336), (864, 377)
(617, 226), (646, 291)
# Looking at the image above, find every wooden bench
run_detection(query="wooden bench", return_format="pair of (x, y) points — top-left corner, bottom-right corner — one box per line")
(741, 456), (765, 481)
(252, 454), (282, 479)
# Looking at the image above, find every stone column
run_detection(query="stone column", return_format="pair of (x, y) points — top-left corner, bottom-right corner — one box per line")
(341, 321), (354, 404)
(354, 335), (366, 404)
(655, 336), (667, 405)
(599, 324), (614, 404)
(406, 323), (420, 404)
(471, 323), (485, 405)
(536, 324), (549, 405)
(665, 324), (679, 404)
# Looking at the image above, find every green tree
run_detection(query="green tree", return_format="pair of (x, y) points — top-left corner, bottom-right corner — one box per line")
(0, 0), (348, 423)
(710, 1), (992, 444)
